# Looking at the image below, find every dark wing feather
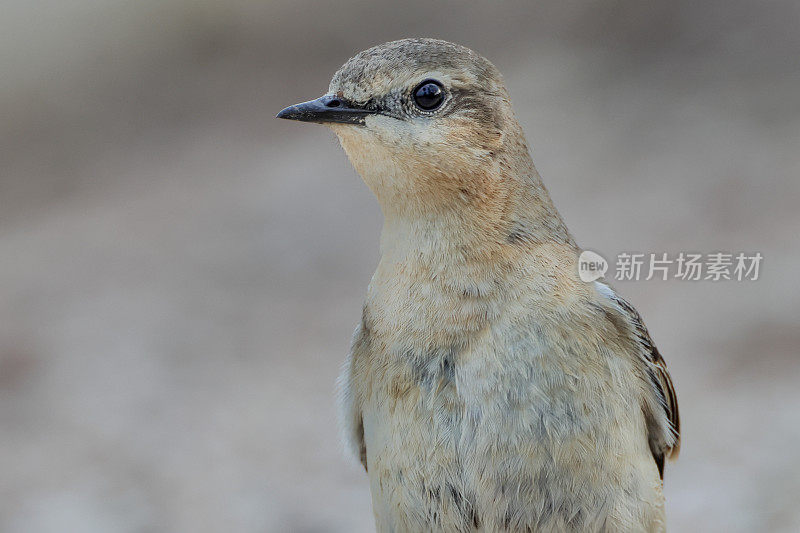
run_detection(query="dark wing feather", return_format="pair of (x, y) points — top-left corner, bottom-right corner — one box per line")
(596, 283), (680, 478)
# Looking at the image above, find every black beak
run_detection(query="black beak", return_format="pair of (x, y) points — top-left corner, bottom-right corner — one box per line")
(276, 94), (376, 125)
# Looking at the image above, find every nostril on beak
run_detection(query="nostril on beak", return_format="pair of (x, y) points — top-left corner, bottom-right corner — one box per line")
(326, 98), (342, 108)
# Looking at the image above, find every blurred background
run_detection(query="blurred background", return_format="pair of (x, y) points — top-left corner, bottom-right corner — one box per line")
(1, 1), (799, 531)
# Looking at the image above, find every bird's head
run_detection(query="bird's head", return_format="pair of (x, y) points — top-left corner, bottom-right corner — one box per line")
(278, 39), (533, 217)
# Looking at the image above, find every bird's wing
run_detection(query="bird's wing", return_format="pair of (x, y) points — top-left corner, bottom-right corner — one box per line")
(337, 317), (369, 472)
(594, 282), (680, 479)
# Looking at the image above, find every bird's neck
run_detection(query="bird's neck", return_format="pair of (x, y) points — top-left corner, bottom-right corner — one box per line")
(369, 167), (582, 348)
(361, 132), (586, 351)
(377, 161), (576, 267)
(335, 117), (577, 274)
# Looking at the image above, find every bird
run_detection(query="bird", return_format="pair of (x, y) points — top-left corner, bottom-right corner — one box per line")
(277, 38), (680, 533)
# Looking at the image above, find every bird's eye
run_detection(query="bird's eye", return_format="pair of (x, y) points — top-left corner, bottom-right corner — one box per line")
(413, 80), (444, 111)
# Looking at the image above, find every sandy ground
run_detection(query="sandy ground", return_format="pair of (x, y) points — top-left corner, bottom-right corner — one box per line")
(1, 1), (799, 531)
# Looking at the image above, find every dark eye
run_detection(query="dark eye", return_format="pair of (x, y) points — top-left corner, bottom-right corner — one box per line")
(413, 80), (444, 111)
